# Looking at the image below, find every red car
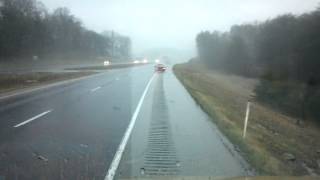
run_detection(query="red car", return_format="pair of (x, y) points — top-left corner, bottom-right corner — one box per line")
(155, 64), (166, 72)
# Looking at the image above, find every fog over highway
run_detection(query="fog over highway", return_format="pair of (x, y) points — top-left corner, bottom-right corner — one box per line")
(1, 0), (320, 179)
(40, 0), (319, 54)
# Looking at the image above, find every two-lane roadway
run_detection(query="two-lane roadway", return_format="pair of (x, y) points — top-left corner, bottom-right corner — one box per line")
(0, 66), (153, 180)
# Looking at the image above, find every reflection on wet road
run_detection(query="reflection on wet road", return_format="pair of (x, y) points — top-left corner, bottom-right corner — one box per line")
(0, 64), (253, 180)
(0, 66), (153, 180)
(142, 75), (180, 176)
(118, 67), (253, 179)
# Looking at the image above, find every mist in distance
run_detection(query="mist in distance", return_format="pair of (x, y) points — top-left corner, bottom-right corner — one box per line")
(39, 0), (319, 57)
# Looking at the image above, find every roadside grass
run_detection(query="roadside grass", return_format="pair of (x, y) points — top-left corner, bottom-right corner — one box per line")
(0, 71), (96, 94)
(173, 62), (320, 176)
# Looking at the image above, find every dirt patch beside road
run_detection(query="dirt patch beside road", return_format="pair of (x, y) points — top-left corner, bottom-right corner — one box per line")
(173, 62), (320, 176)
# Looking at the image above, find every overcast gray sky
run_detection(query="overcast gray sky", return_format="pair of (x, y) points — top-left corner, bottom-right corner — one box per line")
(40, 0), (319, 54)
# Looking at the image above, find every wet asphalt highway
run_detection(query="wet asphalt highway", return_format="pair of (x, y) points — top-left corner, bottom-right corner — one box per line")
(0, 65), (252, 180)
(0, 66), (153, 180)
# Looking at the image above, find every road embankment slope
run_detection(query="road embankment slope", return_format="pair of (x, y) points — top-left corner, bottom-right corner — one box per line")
(173, 62), (320, 176)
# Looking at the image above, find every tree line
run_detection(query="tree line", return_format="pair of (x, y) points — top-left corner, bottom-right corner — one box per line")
(0, 0), (131, 61)
(196, 7), (320, 124)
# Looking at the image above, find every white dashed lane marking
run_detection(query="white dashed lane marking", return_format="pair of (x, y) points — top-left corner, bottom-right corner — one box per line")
(13, 110), (53, 128)
(91, 86), (101, 92)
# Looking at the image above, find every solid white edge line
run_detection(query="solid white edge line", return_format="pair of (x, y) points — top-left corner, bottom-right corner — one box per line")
(104, 73), (156, 180)
(91, 86), (101, 92)
(13, 110), (52, 128)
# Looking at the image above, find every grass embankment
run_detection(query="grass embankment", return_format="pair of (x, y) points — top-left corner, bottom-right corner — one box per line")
(173, 62), (320, 176)
(0, 71), (95, 94)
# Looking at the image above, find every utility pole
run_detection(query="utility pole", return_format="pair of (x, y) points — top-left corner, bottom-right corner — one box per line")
(111, 30), (115, 61)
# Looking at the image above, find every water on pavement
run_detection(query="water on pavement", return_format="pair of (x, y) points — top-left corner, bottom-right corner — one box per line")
(117, 66), (254, 179)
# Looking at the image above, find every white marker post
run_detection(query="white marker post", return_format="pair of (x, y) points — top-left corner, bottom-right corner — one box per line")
(243, 101), (251, 139)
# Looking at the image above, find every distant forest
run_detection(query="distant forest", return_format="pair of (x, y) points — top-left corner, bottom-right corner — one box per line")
(196, 7), (320, 124)
(0, 0), (131, 61)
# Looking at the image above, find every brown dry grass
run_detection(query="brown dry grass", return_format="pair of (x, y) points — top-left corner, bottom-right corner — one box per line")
(173, 62), (320, 176)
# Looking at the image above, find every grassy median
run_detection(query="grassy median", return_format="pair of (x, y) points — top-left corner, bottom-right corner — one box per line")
(65, 63), (146, 71)
(0, 71), (96, 94)
(173, 62), (320, 176)
(0, 63), (146, 95)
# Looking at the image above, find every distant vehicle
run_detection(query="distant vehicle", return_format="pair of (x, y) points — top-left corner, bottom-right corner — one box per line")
(155, 64), (166, 72)
(133, 60), (140, 64)
(143, 59), (149, 63)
